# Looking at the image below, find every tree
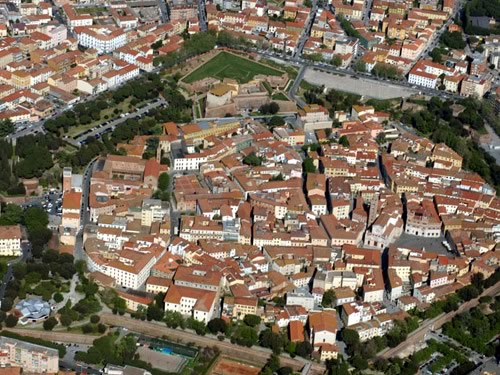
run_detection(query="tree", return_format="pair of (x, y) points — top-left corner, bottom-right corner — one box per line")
(327, 359), (350, 375)
(259, 329), (285, 355)
(207, 318), (227, 335)
(90, 315), (100, 324)
(81, 324), (94, 334)
(295, 341), (313, 358)
(232, 325), (258, 347)
(1, 297), (13, 312)
(97, 323), (107, 333)
(113, 296), (127, 313)
(53, 292), (64, 303)
(303, 158), (316, 173)
(353, 60), (367, 72)
(321, 290), (336, 308)
(0, 119), (14, 137)
(341, 329), (360, 355)
(430, 48), (443, 63)
(339, 135), (350, 147)
(331, 55), (342, 67)
(268, 116), (285, 129)
(376, 132), (386, 145)
(351, 355), (369, 370)
(146, 304), (164, 321)
(244, 314), (261, 328)
(164, 311), (185, 329)
(158, 173), (170, 191)
(262, 354), (281, 374)
(43, 317), (58, 331)
(243, 152), (263, 166)
(59, 314), (73, 327)
(186, 317), (206, 335)
(0, 204), (23, 225)
(441, 31), (466, 49)
(259, 102), (280, 115)
(5, 314), (18, 327)
(458, 285), (480, 301)
(12, 262), (27, 280)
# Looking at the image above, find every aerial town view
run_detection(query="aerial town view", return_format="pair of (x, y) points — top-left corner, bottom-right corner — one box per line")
(0, 0), (500, 374)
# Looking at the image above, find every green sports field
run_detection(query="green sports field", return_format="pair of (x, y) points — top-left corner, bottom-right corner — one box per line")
(182, 52), (283, 84)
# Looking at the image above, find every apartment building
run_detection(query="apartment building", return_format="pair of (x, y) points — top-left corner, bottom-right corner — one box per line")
(460, 74), (493, 98)
(164, 284), (218, 323)
(0, 225), (22, 256)
(88, 249), (157, 289)
(141, 199), (169, 227)
(63, 4), (93, 30)
(74, 26), (127, 54)
(0, 337), (59, 373)
(299, 104), (332, 131)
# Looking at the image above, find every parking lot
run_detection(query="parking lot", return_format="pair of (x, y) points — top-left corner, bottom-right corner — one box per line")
(42, 189), (63, 217)
(394, 232), (452, 256)
(302, 67), (418, 99)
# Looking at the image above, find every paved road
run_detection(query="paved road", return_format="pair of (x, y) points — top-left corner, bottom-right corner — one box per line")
(197, 0), (208, 32)
(74, 158), (97, 260)
(287, 65), (307, 108)
(479, 123), (500, 165)
(293, 0), (317, 59)
(379, 281), (500, 359)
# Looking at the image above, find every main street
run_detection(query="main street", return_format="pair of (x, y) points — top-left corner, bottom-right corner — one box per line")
(379, 281), (500, 359)
(74, 157), (98, 261)
(293, 0), (317, 59)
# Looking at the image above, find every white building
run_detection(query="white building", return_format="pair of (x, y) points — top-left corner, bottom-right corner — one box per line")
(286, 289), (315, 311)
(74, 26), (127, 54)
(164, 284), (218, 323)
(88, 249), (157, 290)
(308, 311), (338, 346)
(141, 199), (169, 227)
(341, 301), (373, 327)
(173, 154), (208, 171)
(102, 64), (140, 88)
(408, 69), (438, 89)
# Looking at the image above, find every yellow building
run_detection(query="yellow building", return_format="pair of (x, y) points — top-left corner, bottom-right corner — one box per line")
(11, 71), (31, 89)
(181, 121), (240, 143)
(431, 143), (463, 169)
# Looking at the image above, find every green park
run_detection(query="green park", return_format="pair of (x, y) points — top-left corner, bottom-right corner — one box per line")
(182, 52), (283, 84)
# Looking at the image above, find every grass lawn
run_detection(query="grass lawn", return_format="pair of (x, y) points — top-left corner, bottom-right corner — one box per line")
(300, 79), (315, 90)
(75, 7), (107, 14)
(183, 52), (283, 84)
(272, 93), (289, 101)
